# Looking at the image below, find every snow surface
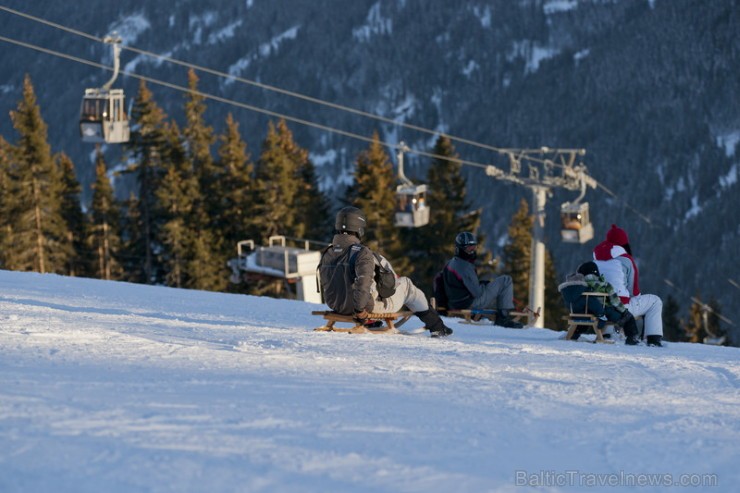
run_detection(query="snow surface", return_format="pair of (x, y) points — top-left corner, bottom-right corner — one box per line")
(0, 269), (738, 493)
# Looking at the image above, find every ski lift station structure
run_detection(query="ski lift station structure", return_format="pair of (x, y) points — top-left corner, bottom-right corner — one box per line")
(79, 33), (130, 144)
(228, 236), (324, 303)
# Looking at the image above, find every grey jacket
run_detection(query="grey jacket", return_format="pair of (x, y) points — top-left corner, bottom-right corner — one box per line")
(443, 255), (482, 309)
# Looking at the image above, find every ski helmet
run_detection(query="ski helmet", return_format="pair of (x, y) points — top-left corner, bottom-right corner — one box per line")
(577, 261), (600, 277)
(335, 206), (367, 239)
(455, 231), (477, 259)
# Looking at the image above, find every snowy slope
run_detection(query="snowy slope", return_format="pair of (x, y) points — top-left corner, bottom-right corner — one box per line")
(0, 269), (737, 493)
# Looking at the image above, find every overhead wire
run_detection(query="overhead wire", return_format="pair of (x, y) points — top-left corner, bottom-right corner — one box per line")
(0, 4), (608, 170)
(0, 4), (519, 158)
(0, 5), (652, 209)
(0, 33), (493, 170)
(0, 4), (652, 222)
(0, 5), (672, 225)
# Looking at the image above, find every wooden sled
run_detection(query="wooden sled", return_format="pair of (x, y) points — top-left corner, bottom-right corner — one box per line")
(312, 311), (414, 334)
(447, 308), (530, 326)
(430, 297), (539, 327)
(562, 292), (615, 344)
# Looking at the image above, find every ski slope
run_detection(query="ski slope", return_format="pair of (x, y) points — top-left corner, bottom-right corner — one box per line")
(0, 269), (737, 492)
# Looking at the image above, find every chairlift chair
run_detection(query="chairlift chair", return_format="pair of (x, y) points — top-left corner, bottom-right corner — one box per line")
(79, 33), (130, 144)
(393, 142), (430, 228)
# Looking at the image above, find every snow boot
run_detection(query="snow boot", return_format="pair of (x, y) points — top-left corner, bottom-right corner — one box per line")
(621, 315), (640, 345)
(495, 310), (524, 329)
(646, 335), (663, 347)
(625, 335), (640, 345)
(415, 309), (453, 338)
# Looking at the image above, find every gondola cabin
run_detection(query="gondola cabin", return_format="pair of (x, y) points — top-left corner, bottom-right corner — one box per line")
(394, 184), (429, 228)
(560, 201), (594, 243)
(79, 88), (130, 144)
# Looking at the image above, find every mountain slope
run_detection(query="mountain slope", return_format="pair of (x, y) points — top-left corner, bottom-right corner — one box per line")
(0, 0), (737, 331)
(0, 269), (738, 492)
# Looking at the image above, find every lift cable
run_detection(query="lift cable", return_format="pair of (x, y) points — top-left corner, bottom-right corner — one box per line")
(0, 33), (496, 169)
(0, 4), (587, 169)
(0, 27), (654, 224)
(0, 4), (656, 223)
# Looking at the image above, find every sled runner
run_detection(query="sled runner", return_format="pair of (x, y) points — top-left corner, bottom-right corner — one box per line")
(312, 311), (414, 334)
(446, 308), (530, 326)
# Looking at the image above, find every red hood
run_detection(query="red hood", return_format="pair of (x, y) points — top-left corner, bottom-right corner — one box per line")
(593, 241), (617, 261)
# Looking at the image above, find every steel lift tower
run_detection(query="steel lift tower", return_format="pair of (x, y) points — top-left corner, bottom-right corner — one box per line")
(485, 147), (597, 327)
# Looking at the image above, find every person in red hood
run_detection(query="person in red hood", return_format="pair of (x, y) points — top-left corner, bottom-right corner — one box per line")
(593, 224), (664, 346)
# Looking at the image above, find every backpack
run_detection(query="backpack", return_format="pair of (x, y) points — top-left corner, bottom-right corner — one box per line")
(317, 244), (363, 314)
(317, 245), (396, 313)
(364, 251), (397, 300)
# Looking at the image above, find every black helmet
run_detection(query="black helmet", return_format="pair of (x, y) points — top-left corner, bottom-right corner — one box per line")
(577, 261), (600, 277)
(335, 206), (367, 239)
(455, 231), (477, 259)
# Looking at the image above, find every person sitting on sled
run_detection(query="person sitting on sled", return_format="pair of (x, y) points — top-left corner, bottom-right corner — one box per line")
(558, 261), (640, 345)
(437, 232), (523, 328)
(318, 206), (453, 337)
(593, 224), (664, 347)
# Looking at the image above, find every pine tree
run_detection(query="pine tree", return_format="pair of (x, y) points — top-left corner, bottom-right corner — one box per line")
(156, 122), (196, 288)
(662, 295), (686, 342)
(179, 75), (227, 291)
(186, 231), (227, 291)
(502, 199), (533, 305)
(183, 69), (220, 218)
(57, 152), (90, 277)
(253, 120), (301, 241)
(347, 132), (410, 274)
(120, 193), (145, 281)
(89, 148), (124, 280)
(282, 120), (331, 241)
(544, 249), (567, 329)
(124, 80), (168, 284)
(0, 136), (12, 268)
(684, 298), (705, 343)
(218, 113), (255, 254)
(4, 75), (70, 274)
(411, 135), (481, 292)
(501, 198), (564, 327)
(685, 297), (726, 345)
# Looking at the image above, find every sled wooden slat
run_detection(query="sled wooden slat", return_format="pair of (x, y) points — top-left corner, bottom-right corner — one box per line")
(444, 308), (528, 326)
(312, 311), (413, 334)
(431, 297), (538, 326)
(562, 292), (614, 344)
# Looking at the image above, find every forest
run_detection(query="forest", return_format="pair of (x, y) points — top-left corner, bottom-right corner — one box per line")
(0, 71), (728, 345)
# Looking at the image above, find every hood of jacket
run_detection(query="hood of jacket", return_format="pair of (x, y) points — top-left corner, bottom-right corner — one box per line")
(558, 273), (588, 304)
(593, 241), (627, 261)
